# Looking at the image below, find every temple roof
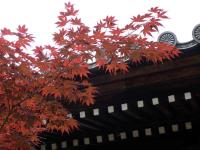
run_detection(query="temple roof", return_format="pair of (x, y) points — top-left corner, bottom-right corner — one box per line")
(158, 24), (200, 49)
(39, 24), (200, 150)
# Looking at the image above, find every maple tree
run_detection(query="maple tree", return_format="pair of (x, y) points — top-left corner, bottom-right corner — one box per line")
(0, 2), (180, 149)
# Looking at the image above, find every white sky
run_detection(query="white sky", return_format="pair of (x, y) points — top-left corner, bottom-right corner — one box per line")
(0, 0), (199, 46)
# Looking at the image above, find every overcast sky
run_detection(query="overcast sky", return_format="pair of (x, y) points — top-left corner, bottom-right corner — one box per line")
(0, 0), (199, 45)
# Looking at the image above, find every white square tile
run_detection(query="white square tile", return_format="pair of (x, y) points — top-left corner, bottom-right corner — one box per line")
(40, 145), (46, 150)
(51, 143), (57, 150)
(108, 106), (114, 113)
(158, 126), (166, 134)
(185, 122), (192, 130)
(145, 128), (152, 136)
(120, 132), (127, 140)
(172, 124), (179, 132)
(137, 100), (144, 108)
(93, 108), (99, 116)
(108, 134), (114, 141)
(184, 92), (192, 100)
(80, 111), (86, 118)
(84, 137), (90, 145)
(73, 139), (79, 146)
(152, 98), (159, 105)
(96, 135), (103, 143)
(132, 130), (139, 137)
(168, 95), (175, 103)
(61, 141), (67, 148)
(121, 103), (128, 111)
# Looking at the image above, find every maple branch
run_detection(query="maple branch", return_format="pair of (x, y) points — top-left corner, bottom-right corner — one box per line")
(0, 107), (15, 132)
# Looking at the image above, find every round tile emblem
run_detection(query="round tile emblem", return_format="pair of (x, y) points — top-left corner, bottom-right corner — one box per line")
(158, 31), (177, 45)
(192, 24), (200, 43)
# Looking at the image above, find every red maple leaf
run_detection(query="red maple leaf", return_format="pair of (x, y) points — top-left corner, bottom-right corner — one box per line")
(1, 28), (12, 35)
(70, 17), (82, 25)
(17, 25), (28, 33)
(131, 15), (146, 22)
(56, 16), (69, 27)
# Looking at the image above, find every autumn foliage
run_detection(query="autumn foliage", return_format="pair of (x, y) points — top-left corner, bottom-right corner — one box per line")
(0, 2), (179, 149)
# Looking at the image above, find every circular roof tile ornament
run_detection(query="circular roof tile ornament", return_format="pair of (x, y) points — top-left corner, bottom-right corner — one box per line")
(192, 24), (200, 43)
(158, 31), (177, 46)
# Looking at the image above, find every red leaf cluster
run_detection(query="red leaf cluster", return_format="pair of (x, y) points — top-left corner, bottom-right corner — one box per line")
(0, 2), (180, 149)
